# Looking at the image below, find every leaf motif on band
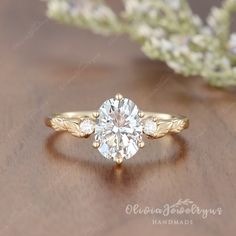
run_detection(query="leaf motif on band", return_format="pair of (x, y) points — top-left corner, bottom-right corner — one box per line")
(170, 119), (186, 132)
(50, 116), (94, 137)
(147, 117), (188, 138)
(156, 121), (172, 137)
(63, 119), (81, 137)
(51, 117), (80, 135)
(50, 117), (67, 131)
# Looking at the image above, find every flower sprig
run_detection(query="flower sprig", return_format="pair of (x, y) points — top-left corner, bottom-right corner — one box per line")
(47, 0), (236, 87)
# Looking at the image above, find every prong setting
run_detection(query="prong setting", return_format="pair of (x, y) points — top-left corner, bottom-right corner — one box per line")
(138, 111), (144, 118)
(115, 93), (123, 100)
(153, 117), (158, 122)
(92, 141), (100, 148)
(138, 141), (145, 148)
(92, 112), (99, 118)
(115, 156), (124, 164)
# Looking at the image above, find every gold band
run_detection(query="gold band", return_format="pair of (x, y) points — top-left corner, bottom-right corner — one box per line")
(45, 111), (95, 127)
(45, 94), (189, 163)
(46, 111), (189, 139)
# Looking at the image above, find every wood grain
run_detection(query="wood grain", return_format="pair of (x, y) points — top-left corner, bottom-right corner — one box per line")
(0, 0), (236, 235)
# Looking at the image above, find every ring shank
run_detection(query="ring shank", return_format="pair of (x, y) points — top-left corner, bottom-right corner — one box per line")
(45, 111), (95, 127)
(144, 112), (188, 122)
(46, 111), (189, 137)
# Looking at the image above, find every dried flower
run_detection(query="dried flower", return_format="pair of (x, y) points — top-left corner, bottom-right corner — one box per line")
(47, 0), (236, 87)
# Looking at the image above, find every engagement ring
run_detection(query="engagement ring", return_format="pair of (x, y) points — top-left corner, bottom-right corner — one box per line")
(45, 94), (189, 164)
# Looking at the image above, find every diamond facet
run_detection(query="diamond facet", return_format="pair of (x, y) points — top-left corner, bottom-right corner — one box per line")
(95, 97), (142, 161)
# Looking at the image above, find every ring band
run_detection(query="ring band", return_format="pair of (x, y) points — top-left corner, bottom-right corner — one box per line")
(46, 112), (188, 137)
(46, 94), (189, 163)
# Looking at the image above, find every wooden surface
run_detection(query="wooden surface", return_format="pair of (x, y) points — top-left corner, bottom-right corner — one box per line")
(0, 0), (236, 235)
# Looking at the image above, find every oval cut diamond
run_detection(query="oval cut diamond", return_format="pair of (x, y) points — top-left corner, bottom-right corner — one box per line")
(95, 97), (142, 161)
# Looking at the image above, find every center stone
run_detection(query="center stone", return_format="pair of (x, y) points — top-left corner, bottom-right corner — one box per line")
(95, 97), (143, 162)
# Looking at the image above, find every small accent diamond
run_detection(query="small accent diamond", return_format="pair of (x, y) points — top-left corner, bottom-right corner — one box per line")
(143, 119), (157, 136)
(80, 119), (95, 135)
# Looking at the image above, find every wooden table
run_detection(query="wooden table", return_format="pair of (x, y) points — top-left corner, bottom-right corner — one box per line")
(0, 0), (235, 235)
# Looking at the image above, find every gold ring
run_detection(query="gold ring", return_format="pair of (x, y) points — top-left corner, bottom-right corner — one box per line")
(45, 93), (189, 164)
